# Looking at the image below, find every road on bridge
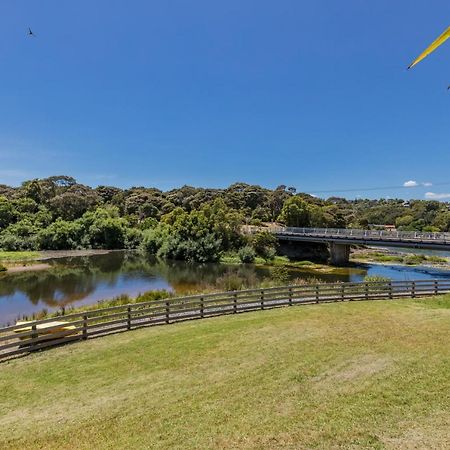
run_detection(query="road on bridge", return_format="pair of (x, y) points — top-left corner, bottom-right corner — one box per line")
(267, 226), (450, 250)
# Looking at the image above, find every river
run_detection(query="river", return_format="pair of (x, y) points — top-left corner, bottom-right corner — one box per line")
(1, 250), (450, 326)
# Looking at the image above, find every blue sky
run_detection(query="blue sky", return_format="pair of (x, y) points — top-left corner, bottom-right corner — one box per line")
(0, 1), (449, 199)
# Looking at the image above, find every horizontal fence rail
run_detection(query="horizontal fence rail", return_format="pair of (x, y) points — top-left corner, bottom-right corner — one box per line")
(1, 279), (449, 360)
(243, 226), (450, 246)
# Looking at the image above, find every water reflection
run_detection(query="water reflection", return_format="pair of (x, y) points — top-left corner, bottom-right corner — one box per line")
(1, 251), (450, 326)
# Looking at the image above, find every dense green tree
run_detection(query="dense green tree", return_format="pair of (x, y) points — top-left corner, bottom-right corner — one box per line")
(395, 215), (414, 229)
(2, 174), (450, 256)
(38, 220), (83, 250)
(268, 188), (291, 221)
(49, 184), (100, 220)
(238, 245), (256, 263)
(0, 197), (15, 229)
(142, 199), (242, 262)
(278, 197), (310, 227)
(252, 231), (278, 261)
(13, 197), (39, 215)
(124, 227), (144, 249)
(0, 219), (40, 250)
(95, 186), (123, 203)
(124, 191), (163, 218)
(22, 180), (44, 204)
(432, 211), (450, 232)
(79, 207), (127, 249)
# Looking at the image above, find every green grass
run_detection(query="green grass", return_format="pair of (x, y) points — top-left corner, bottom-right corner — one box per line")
(1, 296), (450, 449)
(352, 251), (448, 266)
(220, 253), (360, 276)
(0, 251), (40, 261)
(220, 253), (273, 265)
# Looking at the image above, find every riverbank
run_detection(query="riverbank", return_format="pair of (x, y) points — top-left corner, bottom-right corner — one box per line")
(2, 248), (446, 275)
(351, 247), (450, 269)
(1, 249), (364, 277)
(2, 263), (51, 274)
(0, 250), (114, 273)
(2, 249), (450, 326)
(220, 254), (365, 276)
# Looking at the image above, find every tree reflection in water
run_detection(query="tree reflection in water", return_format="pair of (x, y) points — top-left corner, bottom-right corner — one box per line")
(0, 251), (359, 325)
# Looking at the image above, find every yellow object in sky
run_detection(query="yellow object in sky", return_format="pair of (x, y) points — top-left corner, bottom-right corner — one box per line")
(408, 26), (449, 69)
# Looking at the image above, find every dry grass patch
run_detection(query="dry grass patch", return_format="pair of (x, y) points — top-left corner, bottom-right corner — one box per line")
(313, 354), (395, 388)
(381, 411), (450, 449)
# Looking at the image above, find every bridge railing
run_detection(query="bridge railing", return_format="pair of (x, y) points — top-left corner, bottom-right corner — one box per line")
(260, 226), (450, 243)
(1, 279), (449, 361)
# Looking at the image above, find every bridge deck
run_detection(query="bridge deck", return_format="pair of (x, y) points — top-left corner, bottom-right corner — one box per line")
(260, 227), (450, 251)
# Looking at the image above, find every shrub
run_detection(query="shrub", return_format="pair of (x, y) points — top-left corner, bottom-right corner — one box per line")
(295, 260), (314, 266)
(363, 275), (391, 284)
(403, 254), (425, 265)
(263, 246), (277, 261)
(124, 227), (144, 249)
(271, 266), (290, 284)
(141, 228), (164, 255)
(249, 218), (262, 226)
(215, 272), (248, 291)
(0, 231), (39, 251)
(38, 219), (83, 250)
(426, 255), (447, 264)
(251, 231), (277, 261)
(0, 264), (6, 272)
(238, 245), (256, 263)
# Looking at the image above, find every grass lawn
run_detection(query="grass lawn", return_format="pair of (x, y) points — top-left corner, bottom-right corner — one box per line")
(0, 251), (40, 261)
(1, 297), (449, 449)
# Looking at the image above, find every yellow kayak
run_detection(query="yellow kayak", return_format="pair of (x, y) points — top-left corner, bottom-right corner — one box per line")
(14, 320), (78, 340)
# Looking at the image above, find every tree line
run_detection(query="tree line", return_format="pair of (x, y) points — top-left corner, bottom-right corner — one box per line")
(0, 175), (449, 262)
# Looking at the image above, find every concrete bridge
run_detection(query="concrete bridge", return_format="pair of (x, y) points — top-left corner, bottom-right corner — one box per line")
(255, 227), (450, 265)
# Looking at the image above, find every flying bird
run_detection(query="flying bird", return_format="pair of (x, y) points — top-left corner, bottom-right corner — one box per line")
(28, 27), (36, 37)
(408, 26), (449, 69)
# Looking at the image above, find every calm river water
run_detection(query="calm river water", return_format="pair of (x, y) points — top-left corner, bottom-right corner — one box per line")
(1, 250), (450, 326)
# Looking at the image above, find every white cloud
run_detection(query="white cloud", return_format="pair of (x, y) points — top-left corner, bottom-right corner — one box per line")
(425, 192), (450, 200)
(403, 180), (418, 187)
(422, 182), (432, 187)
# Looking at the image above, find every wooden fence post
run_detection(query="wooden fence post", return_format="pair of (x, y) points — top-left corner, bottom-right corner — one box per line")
(434, 280), (438, 295)
(31, 323), (38, 352)
(288, 287), (293, 306)
(315, 285), (320, 303)
(165, 301), (170, 324)
(340, 284), (345, 301)
(83, 314), (88, 340)
(411, 281), (416, 298)
(233, 293), (238, 314)
(388, 281), (393, 299)
(260, 290), (265, 310)
(127, 307), (131, 330)
(365, 283), (369, 301)
(200, 297), (204, 318)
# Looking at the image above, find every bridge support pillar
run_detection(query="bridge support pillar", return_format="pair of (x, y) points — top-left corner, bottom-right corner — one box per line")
(329, 242), (350, 266)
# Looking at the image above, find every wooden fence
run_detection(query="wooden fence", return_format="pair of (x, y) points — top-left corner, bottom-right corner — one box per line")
(1, 279), (449, 360)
